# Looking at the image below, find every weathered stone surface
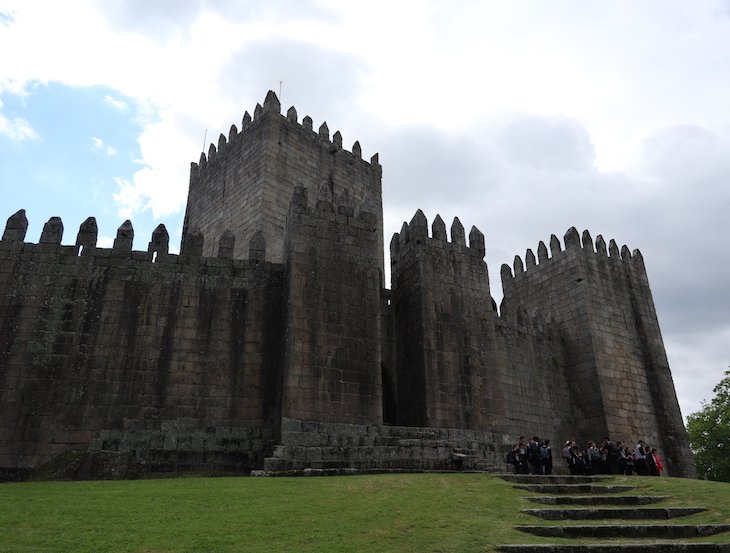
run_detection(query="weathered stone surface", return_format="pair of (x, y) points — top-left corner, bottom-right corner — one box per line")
(0, 91), (694, 480)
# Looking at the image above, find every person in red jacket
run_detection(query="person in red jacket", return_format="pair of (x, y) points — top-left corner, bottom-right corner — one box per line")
(651, 447), (664, 476)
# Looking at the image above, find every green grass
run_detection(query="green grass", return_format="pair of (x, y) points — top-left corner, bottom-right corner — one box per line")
(1, 473), (729, 553)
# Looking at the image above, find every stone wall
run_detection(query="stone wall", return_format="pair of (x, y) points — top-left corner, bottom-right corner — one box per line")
(389, 211), (579, 444)
(0, 213), (284, 471)
(264, 417), (513, 472)
(0, 92), (696, 479)
(183, 91), (384, 277)
(281, 185), (383, 425)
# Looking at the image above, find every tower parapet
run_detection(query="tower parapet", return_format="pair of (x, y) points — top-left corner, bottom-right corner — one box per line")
(182, 90), (384, 275)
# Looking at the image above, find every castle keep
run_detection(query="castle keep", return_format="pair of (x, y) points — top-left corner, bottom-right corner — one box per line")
(0, 91), (695, 479)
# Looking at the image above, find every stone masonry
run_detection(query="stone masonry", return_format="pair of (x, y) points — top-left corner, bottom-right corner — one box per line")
(0, 91), (695, 479)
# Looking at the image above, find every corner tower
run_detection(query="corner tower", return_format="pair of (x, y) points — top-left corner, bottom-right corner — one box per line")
(182, 91), (384, 276)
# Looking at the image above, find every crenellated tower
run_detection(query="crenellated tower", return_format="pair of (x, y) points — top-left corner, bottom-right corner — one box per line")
(182, 90), (384, 278)
(500, 227), (695, 477)
(280, 183), (383, 425)
(390, 210), (495, 429)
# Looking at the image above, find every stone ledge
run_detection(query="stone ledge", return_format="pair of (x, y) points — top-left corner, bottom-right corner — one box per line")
(527, 496), (669, 506)
(497, 545), (730, 552)
(516, 525), (730, 539)
(523, 507), (707, 520)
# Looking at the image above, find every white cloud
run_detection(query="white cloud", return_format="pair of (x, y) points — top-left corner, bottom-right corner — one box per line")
(0, 112), (38, 140)
(90, 136), (117, 156)
(103, 95), (128, 111)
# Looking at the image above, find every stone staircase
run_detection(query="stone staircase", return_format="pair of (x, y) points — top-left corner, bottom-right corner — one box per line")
(259, 418), (505, 474)
(497, 474), (730, 552)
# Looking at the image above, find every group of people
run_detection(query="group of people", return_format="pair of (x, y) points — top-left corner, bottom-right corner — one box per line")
(506, 436), (554, 475)
(507, 435), (664, 476)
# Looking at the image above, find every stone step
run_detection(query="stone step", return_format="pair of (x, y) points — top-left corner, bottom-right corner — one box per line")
(514, 484), (634, 494)
(516, 524), (730, 539)
(523, 507), (707, 520)
(501, 474), (611, 484)
(527, 495), (668, 506)
(497, 544), (730, 552)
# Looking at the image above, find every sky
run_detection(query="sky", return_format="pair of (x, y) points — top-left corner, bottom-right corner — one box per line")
(0, 0), (728, 423)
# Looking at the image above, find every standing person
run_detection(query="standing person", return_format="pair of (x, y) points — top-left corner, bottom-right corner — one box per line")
(540, 439), (553, 475)
(562, 441), (573, 474)
(570, 442), (586, 474)
(646, 444), (659, 476)
(528, 436), (542, 475)
(635, 440), (648, 476)
(651, 448), (664, 476)
(605, 438), (620, 474)
(625, 447), (635, 476)
(587, 441), (602, 474)
(506, 444), (519, 473)
(517, 437), (529, 474)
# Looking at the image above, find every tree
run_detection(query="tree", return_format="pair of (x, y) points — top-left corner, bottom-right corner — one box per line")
(687, 368), (730, 481)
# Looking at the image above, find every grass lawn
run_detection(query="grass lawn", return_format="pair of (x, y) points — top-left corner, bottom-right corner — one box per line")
(1, 473), (729, 553)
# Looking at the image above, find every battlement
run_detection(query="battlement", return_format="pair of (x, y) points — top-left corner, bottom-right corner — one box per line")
(288, 182), (379, 235)
(183, 91), (384, 267)
(390, 210), (485, 267)
(1, 209), (275, 270)
(500, 226), (647, 291)
(192, 91), (380, 174)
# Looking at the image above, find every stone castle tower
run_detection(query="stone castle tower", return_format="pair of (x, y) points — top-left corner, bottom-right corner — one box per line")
(0, 91), (695, 480)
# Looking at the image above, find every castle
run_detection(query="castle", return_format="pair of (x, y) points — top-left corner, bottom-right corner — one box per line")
(0, 91), (695, 479)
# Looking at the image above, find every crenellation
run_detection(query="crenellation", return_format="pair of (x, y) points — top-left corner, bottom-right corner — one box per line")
(181, 228), (204, 258)
(39, 216), (64, 245)
(318, 121), (329, 140)
(113, 220), (134, 252)
(609, 238), (620, 258)
(537, 240), (548, 263)
(596, 234), (607, 256)
(253, 102), (263, 119)
(431, 214), (447, 241)
(302, 115), (313, 131)
(218, 133), (226, 150)
(549, 234), (562, 257)
(242, 111), (251, 129)
(218, 230), (235, 259)
(333, 130), (343, 148)
(564, 226), (581, 249)
(148, 224), (169, 257)
(228, 124), (237, 141)
(621, 244), (631, 260)
(3, 209), (28, 242)
(525, 248), (536, 269)
(468, 226), (485, 258)
(352, 141), (361, 159)
(582, 229), (594, 252)
(262, 90), (280, 113)
(409, 209), (428, 242)
(450, 217), (465, 246)
(75, 216), (98, 255)
(287, 106), (297, 122)
(248, 230), (265, 262)
(513, 254), (524, 276)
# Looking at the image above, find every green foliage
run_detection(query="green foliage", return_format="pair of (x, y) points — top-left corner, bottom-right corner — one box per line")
(687, 368), (730, 482)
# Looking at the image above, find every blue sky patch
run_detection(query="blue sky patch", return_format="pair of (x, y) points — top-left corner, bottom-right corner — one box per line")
(0, 82), (159, 245)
